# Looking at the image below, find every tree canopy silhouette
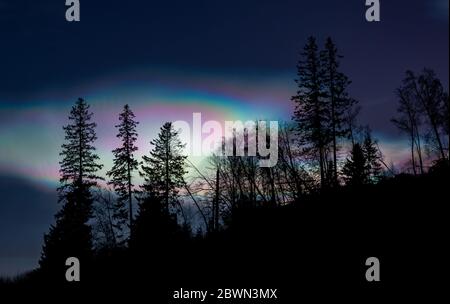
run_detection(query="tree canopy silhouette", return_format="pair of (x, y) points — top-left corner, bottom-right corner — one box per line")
(132, 122), (189, 251)
(39, 98), (103, 277)
(292, 36), (329, 187)
(321, 37), (357, 186)
(141, 122), (187, 214)
(342, 143), (368, 186)
(392, 69), (449, 171)
(107, 104), (140, 245)
(293, 37), (358, 188)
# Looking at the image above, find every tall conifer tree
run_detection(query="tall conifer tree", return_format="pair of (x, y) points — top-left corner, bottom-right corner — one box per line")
(40, 98), (103, 275)
(292, 36), (329, 187)
(141, 122), (187, 214)
(107, 104), (139, 243)
(342, 143), (367, 186)
(321, 37), (357, 185)
(362, 128), (383, 183)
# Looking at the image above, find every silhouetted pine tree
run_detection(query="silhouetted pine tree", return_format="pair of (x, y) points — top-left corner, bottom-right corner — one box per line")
(132, 123), (188, 250)
(342, 143), (367, 186)
(292, 36), (329, 188)
(141, 122), (187, 214)
(106, 104), (139, 244)
(321, 37), (357, 185)
(362, 129), (383, 183)
(40, 98), (103, 277)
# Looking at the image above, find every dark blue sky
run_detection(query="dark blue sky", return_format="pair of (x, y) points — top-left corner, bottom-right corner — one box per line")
(1, 0), (448, 99)
(0, 0), (448, 276)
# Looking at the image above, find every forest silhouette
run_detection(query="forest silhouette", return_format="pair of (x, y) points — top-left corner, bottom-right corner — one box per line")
(1, 37), (448, 300)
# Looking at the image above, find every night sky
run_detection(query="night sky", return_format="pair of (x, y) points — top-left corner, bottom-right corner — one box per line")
(0, 0), (448, 276)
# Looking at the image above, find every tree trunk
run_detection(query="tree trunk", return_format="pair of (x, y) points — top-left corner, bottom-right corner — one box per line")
(165, 132), (170, 214)
(214, 167), (220, 232)
(410, 131), (417, 175)
(127, 152), (133, 232)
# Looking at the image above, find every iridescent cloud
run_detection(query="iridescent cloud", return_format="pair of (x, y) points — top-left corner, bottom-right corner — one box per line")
(0, 66), (409, 189)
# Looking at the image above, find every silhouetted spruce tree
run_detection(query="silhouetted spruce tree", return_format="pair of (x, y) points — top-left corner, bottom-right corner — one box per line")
(292, 36), (329, 188)
(106, 104), (139, 244)
(342, 143), (367, 186)
(321, 37), (357, 185)
(362, 129), (383, 184)
(40, 98), (103, 277)
(132, 123), (188, 250)
(141, 122), (187, 214)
